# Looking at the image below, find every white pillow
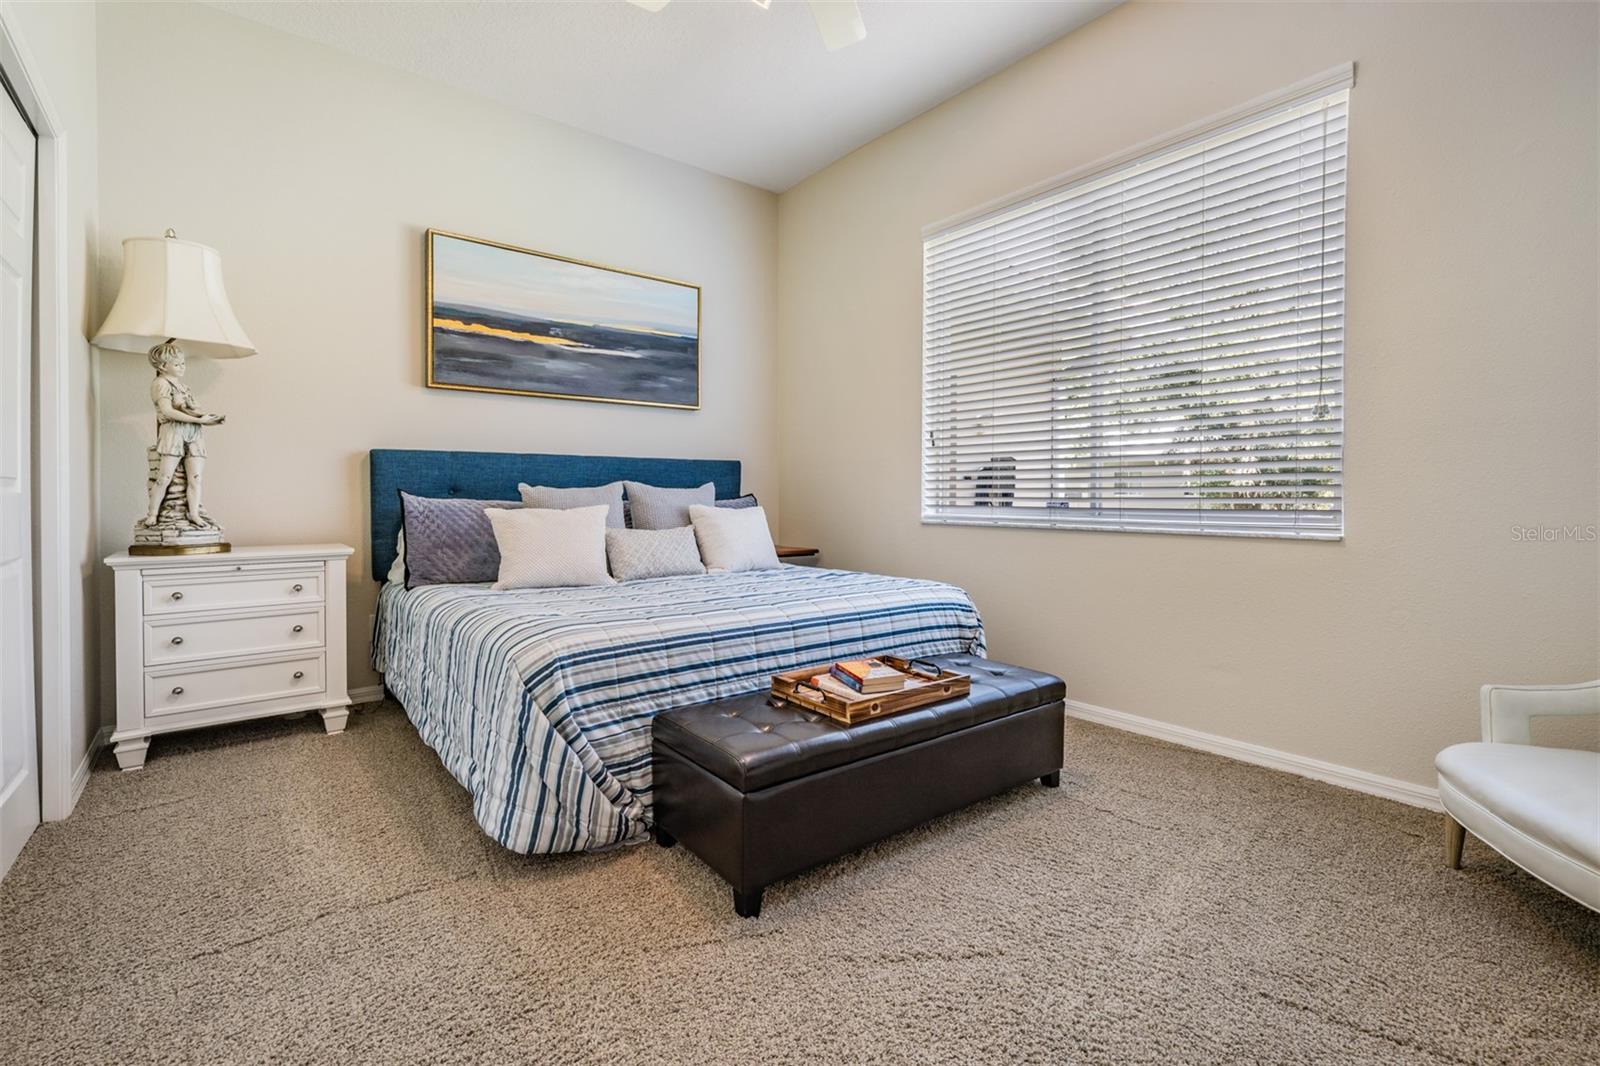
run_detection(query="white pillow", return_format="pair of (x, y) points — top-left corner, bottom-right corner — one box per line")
(386, 530), (407, 586)
(484, 504), (614, 590)
(688, 504), (781, 573)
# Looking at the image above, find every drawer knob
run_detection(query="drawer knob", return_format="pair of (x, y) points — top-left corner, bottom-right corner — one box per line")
(292, 583), (304, 593)
(171, 591), (184, 601)
(292, 625), (304, 634)
(171, 686), (184, 696)
(292, 671), (305, 680)
(170, 636), (184, 646)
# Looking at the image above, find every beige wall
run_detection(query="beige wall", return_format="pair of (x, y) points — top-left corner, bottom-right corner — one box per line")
(5, 0), (101, 797)
(777, 2), (1600, 785)
(94, 2), (780, 692)
(85, 1), (1599, 789)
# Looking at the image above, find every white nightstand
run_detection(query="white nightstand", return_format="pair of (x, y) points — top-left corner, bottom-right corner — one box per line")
(104, 544), (354, 770)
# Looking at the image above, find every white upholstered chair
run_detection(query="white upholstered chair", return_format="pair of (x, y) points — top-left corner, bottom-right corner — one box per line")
(1435, 681), (1600, 912)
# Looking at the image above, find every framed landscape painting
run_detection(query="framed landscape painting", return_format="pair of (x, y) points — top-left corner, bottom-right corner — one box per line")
(426, 230), (700, 409)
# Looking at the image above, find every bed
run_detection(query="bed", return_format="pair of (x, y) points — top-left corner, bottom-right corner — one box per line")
(369, 448), (986, 854)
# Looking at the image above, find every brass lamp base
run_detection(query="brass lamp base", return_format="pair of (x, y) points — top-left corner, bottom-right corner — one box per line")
(129, 542), (232, 556)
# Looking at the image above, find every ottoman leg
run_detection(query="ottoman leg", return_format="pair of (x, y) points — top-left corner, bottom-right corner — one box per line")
(733, 887), (763, 919)
(654, 826), (676, 848)
(1040, 770), (1061, 788)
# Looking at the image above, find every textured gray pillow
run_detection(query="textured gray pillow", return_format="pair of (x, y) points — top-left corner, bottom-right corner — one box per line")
(517, 481), (625, 529)
(715, 494), (759, 510)
(399, 492), (521, 588)
(622, 481), (715, 530)
(605, 527), (707, 581)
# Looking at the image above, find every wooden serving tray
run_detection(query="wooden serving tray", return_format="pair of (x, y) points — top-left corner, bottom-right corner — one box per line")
(769, 655), (971, 725)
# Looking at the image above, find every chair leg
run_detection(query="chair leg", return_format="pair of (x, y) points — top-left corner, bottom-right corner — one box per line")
(1445, 813), (1465, 870)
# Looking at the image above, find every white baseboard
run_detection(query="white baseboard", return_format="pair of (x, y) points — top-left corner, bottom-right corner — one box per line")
(69, 725), (109, 810)
(344, 683), (1437, 808)
(1065, 698), (1442, 812)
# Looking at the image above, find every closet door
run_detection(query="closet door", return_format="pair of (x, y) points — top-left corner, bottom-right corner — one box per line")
(0, 83), (37, 881)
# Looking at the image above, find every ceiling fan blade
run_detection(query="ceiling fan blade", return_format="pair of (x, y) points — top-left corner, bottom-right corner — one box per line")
(629, 0), (672, 11)
(807, 0), (866, 51)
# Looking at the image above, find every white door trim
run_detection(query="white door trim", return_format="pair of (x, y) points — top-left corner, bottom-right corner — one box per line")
(0, 9), (84, 823)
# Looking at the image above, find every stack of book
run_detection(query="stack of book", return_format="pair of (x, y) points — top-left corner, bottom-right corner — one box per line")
(770, 654), (971, 725)
(809, 658), (910, 702)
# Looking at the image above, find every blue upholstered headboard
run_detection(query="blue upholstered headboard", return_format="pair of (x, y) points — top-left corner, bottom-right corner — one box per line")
(369, 448), (741, 581)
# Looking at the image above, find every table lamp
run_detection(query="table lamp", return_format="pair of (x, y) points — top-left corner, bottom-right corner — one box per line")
(93, 230), (256, 555)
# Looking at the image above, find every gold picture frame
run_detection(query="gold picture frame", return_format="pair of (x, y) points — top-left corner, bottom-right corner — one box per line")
(425, 228), (701, 410)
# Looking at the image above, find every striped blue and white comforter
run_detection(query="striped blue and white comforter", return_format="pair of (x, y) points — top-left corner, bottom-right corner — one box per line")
(374, 566), (985, 854)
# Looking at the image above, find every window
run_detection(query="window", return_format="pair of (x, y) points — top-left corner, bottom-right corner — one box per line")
(922, 69), (1350, 539)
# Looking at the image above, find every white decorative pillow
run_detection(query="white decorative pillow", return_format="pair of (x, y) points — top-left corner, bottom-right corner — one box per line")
(688, 504), (781, 573)
(606, 527), (706, 581)
(484, 504), (614, 590)
(386, 530), (407, 585)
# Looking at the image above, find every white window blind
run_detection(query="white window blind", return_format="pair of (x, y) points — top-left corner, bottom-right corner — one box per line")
(922, 73), (1349, 539)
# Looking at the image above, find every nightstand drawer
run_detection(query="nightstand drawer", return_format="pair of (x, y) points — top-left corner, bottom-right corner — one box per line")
(144, 654), (327, 719)
(143, 569), (324, 615)
(143, 607), (324, 666)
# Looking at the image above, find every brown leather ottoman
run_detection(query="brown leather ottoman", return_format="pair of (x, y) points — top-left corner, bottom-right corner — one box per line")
(650, 655), (1065, 918)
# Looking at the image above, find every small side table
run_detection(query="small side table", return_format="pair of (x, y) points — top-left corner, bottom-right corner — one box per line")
(775, 545), (819, 564)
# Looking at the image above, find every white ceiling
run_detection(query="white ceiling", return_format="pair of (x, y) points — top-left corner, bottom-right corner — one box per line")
(208, 0), (1119, 192)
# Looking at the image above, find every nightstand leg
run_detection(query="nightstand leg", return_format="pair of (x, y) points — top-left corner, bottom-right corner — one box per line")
(112, 734), (151, 771)
(319, 707), (350, 735)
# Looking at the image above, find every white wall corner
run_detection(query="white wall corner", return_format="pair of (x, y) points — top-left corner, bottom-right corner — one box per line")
(68, 724), (108, 811)
(1065, 698), (1443, 812)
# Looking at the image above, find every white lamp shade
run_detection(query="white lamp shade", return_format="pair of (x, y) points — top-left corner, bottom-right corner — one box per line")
(93, 235), (256, 358)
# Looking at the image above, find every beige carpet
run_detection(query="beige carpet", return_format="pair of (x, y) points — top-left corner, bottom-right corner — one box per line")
(2, 703), (1596, 1065)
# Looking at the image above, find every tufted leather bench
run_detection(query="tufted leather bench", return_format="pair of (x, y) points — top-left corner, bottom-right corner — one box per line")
(651, 655), (1065, 917)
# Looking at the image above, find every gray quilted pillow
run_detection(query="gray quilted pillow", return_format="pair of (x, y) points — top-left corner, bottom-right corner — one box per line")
(517, 481), (625, 528)
(605, 527), (706, 581)
(715, 494), (759, 510)
(399, 492), (520, 588)
(622, 481), (715, 529)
